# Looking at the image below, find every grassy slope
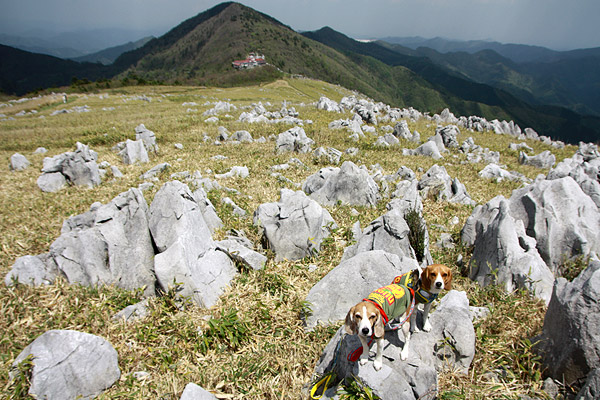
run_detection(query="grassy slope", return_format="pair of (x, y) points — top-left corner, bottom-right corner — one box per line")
(0, 79), (578, 399)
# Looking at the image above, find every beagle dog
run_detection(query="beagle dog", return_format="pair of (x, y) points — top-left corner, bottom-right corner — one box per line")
(344, 270), (419, 370)
(393, 263), (452, 332)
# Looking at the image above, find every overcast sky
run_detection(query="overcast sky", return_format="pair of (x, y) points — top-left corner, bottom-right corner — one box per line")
(1, 0), (599, 50)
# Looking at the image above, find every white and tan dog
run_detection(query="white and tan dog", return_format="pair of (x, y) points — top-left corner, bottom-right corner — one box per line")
(344, 272), (418, 370)
(393, 263), (453, 332)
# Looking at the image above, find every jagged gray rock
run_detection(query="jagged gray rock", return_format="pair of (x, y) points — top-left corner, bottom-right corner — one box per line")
(37, 142), (101, 191)
(5, 254), (59, 286)
(303, 161), (380, 207)
(253, 189), (337, 261)
(436, 124), (460, 148)
(149, 181), (236, 308)
(535, 258), (600, 386)
(418, 164), (475, 206)
(478, 164), (530, 183)
(305, 250), (417, 329)
(312, 290), (475, 399)
(403, 141), (443, 159)
(10, 153), (30, 171)
(10, 330), (120, 400)
(519, 150), (556, 169)
(112, 299), (150, 323)
(464, 197), (554, 304)
(180, 383), (218, 400)
(135, 123), (158, 153)
(508, 176), (600, 272)
(119, 139), (149, 165)
(313, 146), (342, 164)
(216, 239), (266, 270)
(276, 126), (314, 154)
(140, 162), (170, 180)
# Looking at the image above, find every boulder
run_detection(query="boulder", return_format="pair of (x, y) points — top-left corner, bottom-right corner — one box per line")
(10, 330), (120, 400)
(418, 164), (476, 206)
(149, 181), (236, 307)
(312, 290), (475, 399)
(254, 189), (337, 261)
(38, 142), (101, 191)
(5, 254), (59, 286)
(192, 187), (223, 234)
(576, 368), (600, 400)
(180, 383), (218, 400)
(393, 120), (412, 140)
(119, 139), (149, 165)
(140, 162), (170, 181)
(313, 146), (342, 164)
(535, 258), (600, 386)
(436, 125), (460, 148)
(342, 197), (432, 265)
(508, 176), (600, 272)
(465, 197), (554, 304)
(276, 126), (314, 154)
(37, 172), (67, 192)
(10, 153), (30, 171)
(478, 164), (530, 183)
(229, 130), (253, 143)
(135, 124), (158, 153)
(48, 188), (156, 295)
(519, 150), (556, 169)
(303, 161), (380, 207)
(214, 166), (249, 179)
(216, 239), (266, 270)
(304, 250), (417, 329)
(547, 144), (600, 208)
(317, 96), (342, 112)
(403, 141), (443, 159)
(112, 299), (150, 323)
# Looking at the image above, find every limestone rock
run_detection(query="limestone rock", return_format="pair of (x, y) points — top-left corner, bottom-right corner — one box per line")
(10, 153), (30, 171)
(254, 189), (337, 261)
(276, 126), (314, 154)
(303, 161), (380, 207)
(535, 259), (600, 386)
(519, 150), (556, 169)
(10, 330), (120, 400)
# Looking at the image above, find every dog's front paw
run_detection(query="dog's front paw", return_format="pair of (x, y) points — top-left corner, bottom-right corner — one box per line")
(423, 320), (432, 332)
(410, 325), (421, 333)
(373, 359), (382, 371)
(400, 348), (409, 361)
(359, 357), (368, 366)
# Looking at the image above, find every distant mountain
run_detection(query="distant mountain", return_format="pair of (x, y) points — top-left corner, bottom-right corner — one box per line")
(380, 36), (562, 63)
(378, 40), (600, 117)
(304, 27), (600, 144)
(71, 37), (154, 65)
(0, 33), (84, 59)
(0, 44), (109, 95)
(1, 2), (598, 144)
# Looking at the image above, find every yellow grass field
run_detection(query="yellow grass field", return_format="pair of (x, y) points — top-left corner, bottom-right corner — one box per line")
(0, 78), (574, 399)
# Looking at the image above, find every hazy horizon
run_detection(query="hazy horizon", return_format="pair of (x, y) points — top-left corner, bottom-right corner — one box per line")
(1, 0), (599, 51)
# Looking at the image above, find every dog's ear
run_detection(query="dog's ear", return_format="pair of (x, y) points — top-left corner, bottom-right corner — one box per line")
(344, 306), (357, 335)
(443, 266), (453, 290)
(421, 266), (433, 290)
(373, 311), (385, 338)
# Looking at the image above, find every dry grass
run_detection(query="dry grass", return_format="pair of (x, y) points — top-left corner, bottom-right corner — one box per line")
(0, 78), (575, 399)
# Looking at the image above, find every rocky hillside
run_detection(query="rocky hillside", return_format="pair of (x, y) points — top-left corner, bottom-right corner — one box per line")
(2, 78), (599, 399)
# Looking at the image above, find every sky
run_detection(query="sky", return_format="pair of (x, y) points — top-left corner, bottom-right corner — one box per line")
(1, 0), (599, 51)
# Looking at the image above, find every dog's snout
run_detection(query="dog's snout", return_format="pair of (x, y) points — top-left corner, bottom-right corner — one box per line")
(361, 327), (370, 335)
(435, 281), (442, 288)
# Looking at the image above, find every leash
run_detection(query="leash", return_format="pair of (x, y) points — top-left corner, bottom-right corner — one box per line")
(310, 334), (344, 399)
(347, 288), (416, 362)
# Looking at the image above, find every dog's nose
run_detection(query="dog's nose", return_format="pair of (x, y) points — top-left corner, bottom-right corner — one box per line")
(436, 281), (442, 288)
(361, 327), (370, 335)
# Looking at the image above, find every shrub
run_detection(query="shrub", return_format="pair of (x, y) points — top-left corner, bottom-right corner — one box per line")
(405, 207), (426, 263)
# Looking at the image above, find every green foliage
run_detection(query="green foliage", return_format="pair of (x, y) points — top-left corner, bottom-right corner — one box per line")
(557, 254), (590, 281)
(199, 309), (251, 354)
(405, 207), (426, 263)
(8, 354), (34, 399)
(338, 377), (380, 400)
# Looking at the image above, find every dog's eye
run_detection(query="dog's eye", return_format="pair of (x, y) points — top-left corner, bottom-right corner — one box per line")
(354, 313), (362, 320)
(369, 314), (377, 320)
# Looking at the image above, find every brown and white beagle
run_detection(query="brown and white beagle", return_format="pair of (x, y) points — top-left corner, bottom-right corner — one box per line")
(416, 263), (452, 332)
(344, 275), (417, 370)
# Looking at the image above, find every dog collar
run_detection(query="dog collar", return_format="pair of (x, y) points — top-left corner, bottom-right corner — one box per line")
(416, 288), (438, 304)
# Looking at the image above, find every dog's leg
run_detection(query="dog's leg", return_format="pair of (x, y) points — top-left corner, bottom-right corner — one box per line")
(373, 337), (384, 370)
(400, 321), (411, 360)
(358, 335), (370, 366)
(410, 306), (419, 333)
(422, 302), (432, 332)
